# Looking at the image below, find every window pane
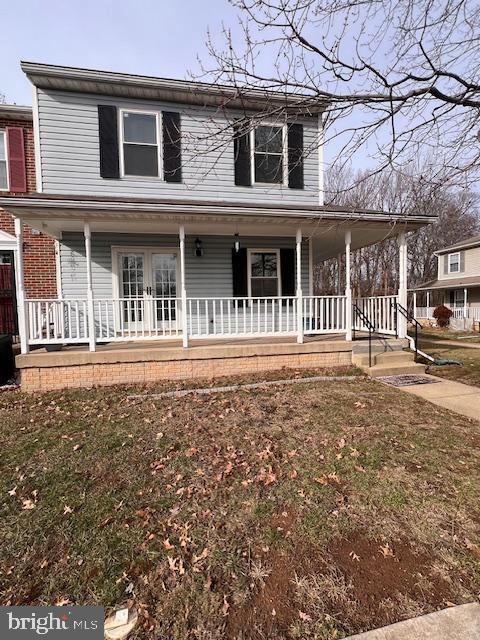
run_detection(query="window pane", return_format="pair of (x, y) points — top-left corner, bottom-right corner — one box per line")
(255, 126), (283, 154)
(124, 144), (158, 176)
(263, 253), (277, 277)
(251, 278), (278, 297)
(0, 161), (7, 190)
(0, 133), (6, 161)
(123, 112), (157, 144)
(250, 253), (264, 277)
(254, 153), (283, 183)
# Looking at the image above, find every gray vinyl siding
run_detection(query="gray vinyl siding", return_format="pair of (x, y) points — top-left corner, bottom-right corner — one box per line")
(59, 233), (310, 299)
(37, 89), (320, 204)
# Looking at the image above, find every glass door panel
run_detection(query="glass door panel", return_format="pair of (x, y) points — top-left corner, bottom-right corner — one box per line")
(152, 253), (177, 324)
(119, 253), (145, 327)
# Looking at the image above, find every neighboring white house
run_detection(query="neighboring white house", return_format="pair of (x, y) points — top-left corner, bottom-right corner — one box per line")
(0, 62), (435, 390)
(411, 234), (480, 325)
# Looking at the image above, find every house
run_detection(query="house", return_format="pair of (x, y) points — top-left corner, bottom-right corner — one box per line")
(0, 62), (434, 391)
(412, 234), (480, 329)
(0, 103), (57, 340)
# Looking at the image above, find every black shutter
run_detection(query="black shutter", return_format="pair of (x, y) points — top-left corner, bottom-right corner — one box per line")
(98, 105), (120, 179)
(232, 248), (248, 299)
(163, 111), (182, 182)
(280, 248), (295, 296)
(444, 255), (448, 274)
(233, 121), (251, 186)
(288, 123), (304, 189)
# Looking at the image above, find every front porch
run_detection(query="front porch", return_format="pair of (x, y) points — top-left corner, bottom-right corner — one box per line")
(0, 193), (433, 389)
(16, 332), (410, 392)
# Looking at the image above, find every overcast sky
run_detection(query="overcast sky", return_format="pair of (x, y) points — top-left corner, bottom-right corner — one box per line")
(1, 0), (237, 104)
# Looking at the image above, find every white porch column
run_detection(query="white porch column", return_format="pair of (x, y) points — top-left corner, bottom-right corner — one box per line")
(337, 253), (342, 295)
(14, 218), (29, 354)
(179, 226), (188, 348)
(345, 230), (352, 341)
(296, 228), (304, 344)
(397, 231), (408, 338)
(426, 290), (431, 318)
(464, 287), (468, 319)
(84, 222), (96, 352)
(413, 292), (417, 319)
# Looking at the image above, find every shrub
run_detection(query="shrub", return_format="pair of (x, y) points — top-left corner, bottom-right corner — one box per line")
(433, 304), (453, 328)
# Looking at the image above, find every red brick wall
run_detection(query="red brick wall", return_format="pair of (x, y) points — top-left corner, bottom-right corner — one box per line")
(0, 117), (57, 298)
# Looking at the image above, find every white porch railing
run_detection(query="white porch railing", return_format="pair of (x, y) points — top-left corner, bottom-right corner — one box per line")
(354, 295), (398, 335)
(415, 306), (480, 321)
(187, 297), (298, 338)
(25, 294), (398, 347)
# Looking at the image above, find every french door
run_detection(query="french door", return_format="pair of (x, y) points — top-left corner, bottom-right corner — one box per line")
(116, 249), (179, 332)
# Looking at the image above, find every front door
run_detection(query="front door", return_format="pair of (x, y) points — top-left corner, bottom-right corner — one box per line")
(116, 249), (178, 332)
(0, 251), (18, 337)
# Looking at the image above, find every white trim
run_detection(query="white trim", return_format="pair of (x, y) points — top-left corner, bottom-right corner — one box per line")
(0, 229), (17, 250)
(247, 248), (281, 298)
(250, 122), (288, 186)
(54, 239), (63, 298)
(119, 108), (162, 180)
(0, 129), (9, 192)
(317, 113), (324, 206)
(32, 86), (43, 192)
(448, 251), (460, 274)
(308, 236), (313, 295)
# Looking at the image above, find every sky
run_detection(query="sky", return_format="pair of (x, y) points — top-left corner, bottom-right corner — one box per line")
(0, 0), (238, 105)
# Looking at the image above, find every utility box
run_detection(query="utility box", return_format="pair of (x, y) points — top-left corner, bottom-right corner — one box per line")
(0, 335), (14, 385)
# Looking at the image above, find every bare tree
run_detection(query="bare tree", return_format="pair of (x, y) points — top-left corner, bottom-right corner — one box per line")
(201, 0), (480, 189)
(315, 166), (479, 295)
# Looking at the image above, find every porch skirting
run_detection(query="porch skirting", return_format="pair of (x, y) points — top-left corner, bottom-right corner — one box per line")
(17, 339), (352, 392)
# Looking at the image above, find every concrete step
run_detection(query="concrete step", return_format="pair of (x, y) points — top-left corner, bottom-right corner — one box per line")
(366, 362), (426, 377)
(352, 350), (414, 367)
(352, 338), (408, 355)
(375, 350), (414, 365)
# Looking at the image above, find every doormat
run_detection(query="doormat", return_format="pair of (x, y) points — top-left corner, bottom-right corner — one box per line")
(378, 374), (441, 387)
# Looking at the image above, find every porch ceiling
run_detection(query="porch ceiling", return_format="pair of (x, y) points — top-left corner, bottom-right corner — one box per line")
(0, 193), (434, 261)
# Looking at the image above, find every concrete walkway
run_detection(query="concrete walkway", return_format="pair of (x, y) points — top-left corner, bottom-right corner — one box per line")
(400, 376), (480, 421)
(345, 602), (480, 639)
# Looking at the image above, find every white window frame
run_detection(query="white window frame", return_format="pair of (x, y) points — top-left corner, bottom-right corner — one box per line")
(452, 289), (465, 308)
(250, 123), (288, 186)
(0, 130), (9, 191)
(448, 252), (460, 273)
(119, 109), (162, 180)
(247, 248), (282, 298)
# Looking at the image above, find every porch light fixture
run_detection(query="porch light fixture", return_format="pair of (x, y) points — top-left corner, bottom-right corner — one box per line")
(234, 233), (241, 253)
(194, 237), (204, 257)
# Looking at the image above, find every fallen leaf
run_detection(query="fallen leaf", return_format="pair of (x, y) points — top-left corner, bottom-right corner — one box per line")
(349, 551), (360, 561)
(22, 499), (35, 510)
(163, 538), (174, 551)
(55, 598), (71, 606)
(193, 548), (209, 563)
(380, 544), (395, 558)
(63, 505), (73, 515)
(299, 611), (312, 622)
(8, 486), (17, 497)
(222, 595), (230, 616)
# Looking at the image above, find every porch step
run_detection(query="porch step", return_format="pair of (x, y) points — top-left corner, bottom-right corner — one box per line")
(366, 362), (426, 378)
(352, 338), (409, 355)
(352, 346), (426, 377)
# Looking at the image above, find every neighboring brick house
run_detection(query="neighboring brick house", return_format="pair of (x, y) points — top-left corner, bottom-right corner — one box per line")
(0, 104), (57, 336)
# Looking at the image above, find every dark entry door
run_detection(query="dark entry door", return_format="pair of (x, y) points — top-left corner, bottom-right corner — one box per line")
(0, 252), (18, 337)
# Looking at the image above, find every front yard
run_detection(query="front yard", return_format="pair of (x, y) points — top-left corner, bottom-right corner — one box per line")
(1, 372), (480, 639)
(416, 329), (480, 387)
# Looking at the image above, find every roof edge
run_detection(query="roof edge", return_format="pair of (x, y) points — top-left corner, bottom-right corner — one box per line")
(0, 104), (32, 121)
(20, 61), (328, 114)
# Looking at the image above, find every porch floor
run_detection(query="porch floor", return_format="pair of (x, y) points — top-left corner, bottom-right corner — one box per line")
(18, 333), (351, 367)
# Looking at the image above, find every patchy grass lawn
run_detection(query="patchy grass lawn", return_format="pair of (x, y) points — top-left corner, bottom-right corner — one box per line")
(1, 370), (480, 639)
(415, 327), (480, 344)
(421, 343), (480, 388)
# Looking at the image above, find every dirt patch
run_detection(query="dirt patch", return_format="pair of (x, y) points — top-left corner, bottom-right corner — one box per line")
(328, 534), (453, 630)
(227, 531), (455, 639)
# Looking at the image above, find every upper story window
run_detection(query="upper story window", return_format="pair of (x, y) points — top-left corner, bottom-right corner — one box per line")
(248, 250), (280, 297)
(0, 131), (8, 190)
(448, 252), (460, 273)
(121, 111), (160, 177)
(252, 125), (286, 184)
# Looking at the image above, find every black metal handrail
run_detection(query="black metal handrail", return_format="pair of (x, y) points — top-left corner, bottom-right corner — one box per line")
(353, 303), (376, 368)
(393, 301), (421, 361)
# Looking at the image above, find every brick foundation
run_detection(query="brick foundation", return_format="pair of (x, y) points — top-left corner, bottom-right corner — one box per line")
(20, 349), (351, 392)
